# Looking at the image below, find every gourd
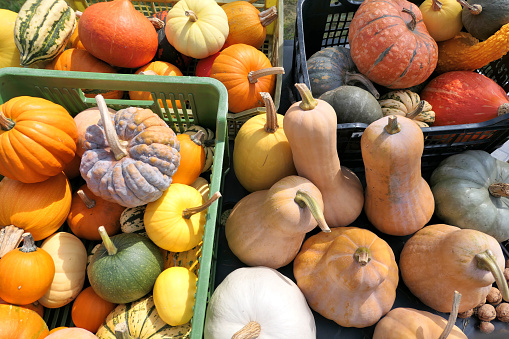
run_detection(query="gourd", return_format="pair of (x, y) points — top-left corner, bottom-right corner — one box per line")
(74, 106), (116, 158)
(0, 233), (54, 305)
(0, 9), (21, 68)
(14, 0), (76, 67)
(45, 328), (98, 338)
(430, 150), (509, 242)
(204, 266), (316, 339)
(458, 0), (509, 41)
(210, 44), (284, 113)
(183, 125), (215, 172)
(172, 131), (206, 185)
(293, 227), (399, 328)
(96, 295), (192, 339)
(233, 92), (296, 192)
(87, 227), (164, 304)
(78, 0), (158, 68)
(378, 90), (435, 127)
(306, 46), (379, 98)
(283, 83), (364, 227)
(420, 71), (509, 126)
(226, 175), (330, 268)
(319, 85), (383, 124)
(67, 184), (125, 241)
(399, 224), (509, 313)
(79, 95), (180, 208)
(419, 0), (463, 41)
(71, 286), (116, 334)
(0, 304), (49, 339)
(120, 205), (147, 236)
(162, 243), (201, 275)
(165, 0), (229, 59)
(153, 25), (192, 70)
(221, 1), (278, 49)
(0, 172), (72, 241)
(361, 115), (434, 236)
(190, 176), (210, 199)
(39, 232), (88, 308)
(0, 96), (78, 183)
(349, 0), (438, 89)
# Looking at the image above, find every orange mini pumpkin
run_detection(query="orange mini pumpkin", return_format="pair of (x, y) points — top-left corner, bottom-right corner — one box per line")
(71, 286), (116, 333)
(171, 132), (206, 185)
(0, 304), (49, 339)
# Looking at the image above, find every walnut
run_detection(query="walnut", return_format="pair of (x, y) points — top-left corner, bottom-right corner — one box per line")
(487, 286), (503, 305)
(473, 298), (487, 315)
(496, 303), (509, 322)
(477, 304), (497, 322)
(457, 308), (474, 319)
(479, 321), (495, 334)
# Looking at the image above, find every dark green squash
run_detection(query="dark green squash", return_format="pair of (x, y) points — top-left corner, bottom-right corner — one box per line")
(87, 226), (164, 304)
(319, 85), (383, 124)
(153, 27), (192, 71)
(459, 0), (509, 40)
(307, 46), (379, 98)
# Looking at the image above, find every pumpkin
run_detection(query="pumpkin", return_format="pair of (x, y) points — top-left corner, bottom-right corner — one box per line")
(153, 25), (192, 70)
(0, 96), (78, 183)
(233, 92), (296, 192)
(204, 266), (316, 339)
(0, 172), (72, 241)
(0, 297), (44, 318)
(283, 83), (364, 227)
(0, 9), (21, 68)
(162, 242), (201, 275)
(0, 233), (54, 305)
(39, 232), (88, 308)
(63, 153), (82, 180)
(171, 131), (206, 185)
(165, 0), (229, 59)
(74, 105), (117, 158)
(378, 89), (435, 127)
(362, 115), (434, 236)
(183, 125), (215, 172)
(79, 95), (181, 208)
(48, 327), (67, 334)
(67, 184), (125, 241)
(120, 205), (147, 236)
(419, 0), (463, 41)
(420, 71), (509, 126)
(348, 0), (438, 89)
(78, 0), (158, 68)
(399, 224), (509, 313)
(0, 304), (49, 339)
(226, 175), (330, 268)
(294, 227), (398, 328)
(458, 0), (509, 41)
(210, 44), (284, 113)
(71, 286), (116, 334)
(195, 51), (220, 77)
(96, 295), (192, 339)
(221, 2), (278, 49)
(306, 46), (379, 98)
(430, 150), (509, 242)
(319, 85), (383, 124)
(66, 23), (85, 49)
(45, 328), (98, 338)
(87, 227), (164, 304)
(14, 0), (76, 67)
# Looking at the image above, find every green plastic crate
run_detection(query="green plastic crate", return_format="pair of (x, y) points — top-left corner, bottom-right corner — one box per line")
(0, 67), (228, 339)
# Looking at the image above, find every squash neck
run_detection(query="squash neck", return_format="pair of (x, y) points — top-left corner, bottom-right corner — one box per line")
(294, 190), (330, 233)
(439, 291), (462, 339)
(260, 92), (279, 133)
(182, 191), (221, 219)
(98, 226), (118, 256)
(0, 111), (15, 131)
(475, 250), (509, 302)
(488, 183), (509, 198)
(294, 83), (318, 110)
(19, 233), (38, 253)
(456, 0), (482, 15)
(96, 94), (128, 160)
(259, 6), (278, 27)
(231, 321), (261, 339)
(248, 67), (285, 84)
(77, 189), (96, 209)
(402, 8), (417, 31)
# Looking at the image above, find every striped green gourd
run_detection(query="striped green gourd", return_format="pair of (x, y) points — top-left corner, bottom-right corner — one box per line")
(14, 0), (76, 67)
(120, 205), (147, 236)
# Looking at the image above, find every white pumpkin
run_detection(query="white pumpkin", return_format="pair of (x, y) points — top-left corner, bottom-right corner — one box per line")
(204, 266), (316, 339)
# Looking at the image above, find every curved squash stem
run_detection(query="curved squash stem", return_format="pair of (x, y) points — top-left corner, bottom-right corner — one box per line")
(95, 94), (128, 161)
(354, 247), (372, 266)
(439, 291), (462, 339)
(294, 83), (318, 110)
(344, 71), (380, 99)
(114, 322), (133, 339)
(0, 225), (24, 258)
(98, 226), (118, 256)
(294, 190), (331, 233)
(0, 110), (15, 131)
(476, 249), (509, 302)
(77, 189), (96, 209)
(260, 92), (279, 133)
(185, 10), (198, 22)
(182, 191), (222, 219)
(19, 233), (37, 253)
(231, 321), (261, 339)
(402, 8), (417, 31)
(432, 0), (443, 11)
(259, 6), (278, 27)
(385, 115), (402, 134)
(190, 130), (205, 147)
(248, 67), (285, 84)
(488, 183), (509, 198)
(407, 100), (425, 119)
(456, 0), (482, 14)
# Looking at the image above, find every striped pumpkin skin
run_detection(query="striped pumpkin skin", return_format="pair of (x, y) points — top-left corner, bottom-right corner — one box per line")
(348, 0), (438, 89)
(14, 0), (76, 67)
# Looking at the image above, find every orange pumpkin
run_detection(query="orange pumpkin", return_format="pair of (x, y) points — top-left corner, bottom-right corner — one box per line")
(71, 286), (116, 333)
(0, 96), (78, 183)
(74, 106), (117, 158)
(0, 297), (44, 318)
(63, 153), (82, 180)
(0, 304), (49, 339)
(171, 132), (206, 185)
(67, 26), (85, 50)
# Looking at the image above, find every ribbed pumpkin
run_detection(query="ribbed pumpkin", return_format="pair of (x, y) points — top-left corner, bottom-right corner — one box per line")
(0, 9), (21, 68)
(0, 304), (49, 339)
(0, 96), (78, 183)
(71, 286), (116, 334)
(348, 0), (438, 89)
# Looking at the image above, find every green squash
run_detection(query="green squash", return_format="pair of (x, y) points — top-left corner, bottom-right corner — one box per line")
(460, 0), (509, 40)
(430, 150), (509, 242)
(87, 226), (164, 304)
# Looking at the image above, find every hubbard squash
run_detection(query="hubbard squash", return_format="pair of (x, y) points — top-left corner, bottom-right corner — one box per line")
(458, 0), (509, 41)
(0, 304), (49, 339)
(419, 0), (463, 41)
(283, 83), (364, 227)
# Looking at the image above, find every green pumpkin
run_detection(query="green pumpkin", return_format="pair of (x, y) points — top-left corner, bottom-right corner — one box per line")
(87, 227), (164, 304)
(430, 150), (509, 242)
(461, 0), (509, 40)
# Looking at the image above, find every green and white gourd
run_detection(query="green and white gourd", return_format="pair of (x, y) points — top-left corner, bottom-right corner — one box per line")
(120, 205), (147, 236)
(378, 90), (435, 127)
(183, 125), (215, 173)
(14, 0), (76, 67)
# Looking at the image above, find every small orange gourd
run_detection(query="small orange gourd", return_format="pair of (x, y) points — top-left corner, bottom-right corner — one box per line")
(171, 131), (206, 185)
(71, 286), (116, 333)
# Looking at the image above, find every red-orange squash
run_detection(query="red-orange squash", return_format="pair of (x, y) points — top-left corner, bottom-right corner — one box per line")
(71, 286), (116, 334)
(0, 304), (49, 339)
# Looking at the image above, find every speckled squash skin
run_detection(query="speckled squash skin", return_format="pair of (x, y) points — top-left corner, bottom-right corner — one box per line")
(461, 0), (509, 41)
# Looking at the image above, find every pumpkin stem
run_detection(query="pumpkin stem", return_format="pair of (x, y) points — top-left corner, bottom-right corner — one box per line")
(95, 94), (128, 161)
(354, 247), (372, 266)
(384, 115), (402, 134)
(182, 191), (222, 219)
(294, 83), (318, 110)
(98, 226), (118, 256)
(498, 103), (509, 116)
(432, 0), (443, 11)
(407, 100), (425, 120)
(0, 110), (15, 131)
(148, 17), (165, 30)
(294, 190), (331, 233)
(231, 321), (261, 339)
(260, 92), (279, 133)
(259, 6), (278, 27)
(19, 233), (38, 253)
(185, 10), (198, 22)
(344, 72), (380, 99)
(248, 67), (285, 84)
(77, 189), (96, 209)
(0, 225), (24, 258)
(488, 183), (509, 198)
(75, 10), (82, 18)
(190, 130), (205, 147)
(475, 249), (509, 302)
(456, 0), (482, 14)
(439, 291), (462, 339)
(402, 8), (417, 31)
(114, 322), (134, 339)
